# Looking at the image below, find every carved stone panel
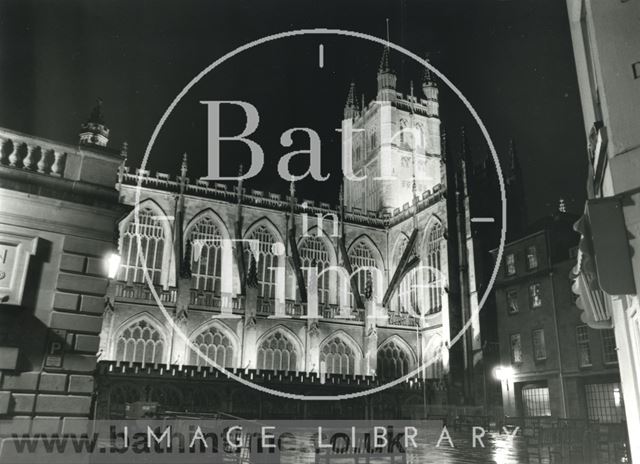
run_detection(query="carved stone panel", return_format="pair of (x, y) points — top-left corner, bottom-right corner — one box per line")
(0, 232), (38, 306)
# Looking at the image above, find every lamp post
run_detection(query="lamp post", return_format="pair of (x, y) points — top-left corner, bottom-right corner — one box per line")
(93, 252), (121, 426)
(101, 252), (121, 356)
(494, 365), (514, 385)
(104, 251), (121, 313)
(494, 365), (515, 416)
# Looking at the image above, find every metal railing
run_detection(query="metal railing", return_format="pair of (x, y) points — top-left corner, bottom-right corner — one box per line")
(501, 415), (630, 464)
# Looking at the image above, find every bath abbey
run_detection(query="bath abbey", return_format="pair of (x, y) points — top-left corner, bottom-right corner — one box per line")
(0, 46), (493, 427)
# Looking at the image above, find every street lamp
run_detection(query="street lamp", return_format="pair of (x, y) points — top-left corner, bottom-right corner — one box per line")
(106, 252), (121, 280)
(494, 365), (516, 416)
(100, 252), (121, 362)
(104, 251), (121, 314)
(494, 365), (514, 383)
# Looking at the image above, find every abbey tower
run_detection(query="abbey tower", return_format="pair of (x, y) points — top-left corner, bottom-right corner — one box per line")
(342, 46), (442, 215)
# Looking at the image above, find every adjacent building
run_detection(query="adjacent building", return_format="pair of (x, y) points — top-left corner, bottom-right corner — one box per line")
(0, 102), (124, 436)
(494, 211), (624, 422)
(566, 0), (640, 460)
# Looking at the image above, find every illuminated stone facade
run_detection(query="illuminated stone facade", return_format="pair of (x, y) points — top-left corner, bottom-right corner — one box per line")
(0, 48), (483, 424)
(95, 48), (481, 419)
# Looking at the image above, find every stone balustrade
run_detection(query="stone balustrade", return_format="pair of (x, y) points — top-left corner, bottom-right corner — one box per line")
(254, 298), (317, 318)
(114, 281), (177, 305)
(387, 311), (420, 327)
(385, 308), (442, 327)
(115, 282), (374, 323)
(189, 288), (221, 309)
(0, 130), (67, 177)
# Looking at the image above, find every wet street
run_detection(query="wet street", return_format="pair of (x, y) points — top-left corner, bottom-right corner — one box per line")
(405, 430), (528, 464)
(275, 429), (530, 464)
(274, 427), (628, 464)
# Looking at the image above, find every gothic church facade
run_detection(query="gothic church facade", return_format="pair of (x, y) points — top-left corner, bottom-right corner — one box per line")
(94, 47), (481, 419)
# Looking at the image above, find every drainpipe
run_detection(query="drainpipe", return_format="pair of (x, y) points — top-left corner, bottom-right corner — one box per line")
(549, 270), (567, 417)
(545, 228), (567, 417)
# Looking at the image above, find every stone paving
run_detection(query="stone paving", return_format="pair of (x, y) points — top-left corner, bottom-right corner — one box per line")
(278, 429), (628, 463)
(404, 430), (528, 464)
(277, 429), (530, 464)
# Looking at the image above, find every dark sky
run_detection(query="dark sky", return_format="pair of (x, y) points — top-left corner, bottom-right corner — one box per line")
(0, 0), (588, 223)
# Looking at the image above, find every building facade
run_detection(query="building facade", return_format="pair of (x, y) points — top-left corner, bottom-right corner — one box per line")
(0, 104), (124, 437)
(94, 47), (483, 419)
(0, 47), (485, 428)
(566, 0), (640, 460)
(495, 213), (624, 423)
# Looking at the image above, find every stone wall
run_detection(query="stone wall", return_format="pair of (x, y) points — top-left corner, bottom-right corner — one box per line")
(0, 127), (123, 438)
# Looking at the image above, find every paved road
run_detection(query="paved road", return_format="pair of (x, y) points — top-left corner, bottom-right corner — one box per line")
(277, 429), (530, 464)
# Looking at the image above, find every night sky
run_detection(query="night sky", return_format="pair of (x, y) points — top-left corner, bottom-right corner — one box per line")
(0, 0), (588, 223)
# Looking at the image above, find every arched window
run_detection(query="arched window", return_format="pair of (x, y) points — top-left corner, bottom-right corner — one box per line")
(119, 207), (166, 284)
(115, 319), (164, 363)
(425, 336), (444, 379)
(415, 123), (425, 151)
(425, 222), (444, 314)
(320, 336), (357, 375)
(189, 216), (223, 293)
(348, 240), (377, 307)
(299, 236), (331, 304)
(366, 165), (379, 213)
(392, 236), (419, 314)
(377, 339), (412, 379)
(257, 331), (298, 371)
(190, 326), (234, 367)
(398, 119), (407, 145)
(246, 225), (277, 298)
